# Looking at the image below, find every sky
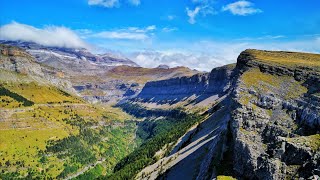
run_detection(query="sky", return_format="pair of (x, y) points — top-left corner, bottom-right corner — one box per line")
(0, 0), (320, 71)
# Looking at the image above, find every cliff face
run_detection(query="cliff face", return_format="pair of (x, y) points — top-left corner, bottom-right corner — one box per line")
(136, 64), (235, 104)
(131, 49), (320, 180)
(230, 49), (320, 179)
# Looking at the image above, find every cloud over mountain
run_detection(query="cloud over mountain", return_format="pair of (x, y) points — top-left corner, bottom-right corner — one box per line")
(130, 50), (228, 71)
(88, 25), (156, 40)
(0, 22), (87, 48)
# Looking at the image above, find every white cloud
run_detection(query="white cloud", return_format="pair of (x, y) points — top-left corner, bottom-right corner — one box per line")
(186, 7), (201, 24)
(88, 0), (119, 8)
(128, 0), (140, 6)
(146, 25), (156, 31)
(186, 0), (216, 24)
(236, 35), (286, 41)
(89, 25), (156, 40)
(222, 1), (262, 16)
(162, 27), (178, 33)
(130, 50), (226, 71)
(88, 0), (140, 8)
(93, 31), (148, 40)
(167, 15), (176, 21)
(0, 22), (87, 48)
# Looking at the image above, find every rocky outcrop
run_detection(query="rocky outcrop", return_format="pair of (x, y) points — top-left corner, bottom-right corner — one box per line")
(0, 44), (44, 75)
(0, 44), (76, 94)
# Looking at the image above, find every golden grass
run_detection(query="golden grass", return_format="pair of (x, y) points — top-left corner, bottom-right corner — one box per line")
(246, 49), (320, 71)
(0, 79), (132, 177)
(0, 96), (22, 108)
(0, 101), (132, 178)
(217, 175), (237, 180)
(240, 68), (307, 100)
(3, 82), (82, 104)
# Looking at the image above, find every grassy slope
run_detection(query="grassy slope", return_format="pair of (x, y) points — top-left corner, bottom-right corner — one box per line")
(0, 45), (140, 179)
(246, 49), (320, 71)
(0, 73), (136, 178)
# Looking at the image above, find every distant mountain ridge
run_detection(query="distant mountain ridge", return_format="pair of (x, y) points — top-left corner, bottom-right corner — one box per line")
(0, 42), (199, 104)
(0, 40), (139, 67)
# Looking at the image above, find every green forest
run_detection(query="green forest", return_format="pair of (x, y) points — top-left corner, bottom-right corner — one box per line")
(104, 104), (203, 179)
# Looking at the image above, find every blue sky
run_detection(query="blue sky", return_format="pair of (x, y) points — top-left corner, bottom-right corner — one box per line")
(0, 0), (320, 70)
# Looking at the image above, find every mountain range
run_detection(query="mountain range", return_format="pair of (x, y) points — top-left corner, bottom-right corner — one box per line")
(0, 41), (319, 179)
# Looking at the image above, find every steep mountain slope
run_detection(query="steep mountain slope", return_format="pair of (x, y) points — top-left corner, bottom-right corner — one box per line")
(112, 49), (319, 180)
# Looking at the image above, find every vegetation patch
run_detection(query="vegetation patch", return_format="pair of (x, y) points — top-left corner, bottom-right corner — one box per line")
(0, 128), (69, 178)
(75, 164), (104, 180)
(0, 86), (34, 106)
(3, 82), (82, 104)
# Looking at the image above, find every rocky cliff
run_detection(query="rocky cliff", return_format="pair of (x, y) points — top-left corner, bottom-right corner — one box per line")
(135, 64), (235, 104)
(230, 49), (320, 179)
